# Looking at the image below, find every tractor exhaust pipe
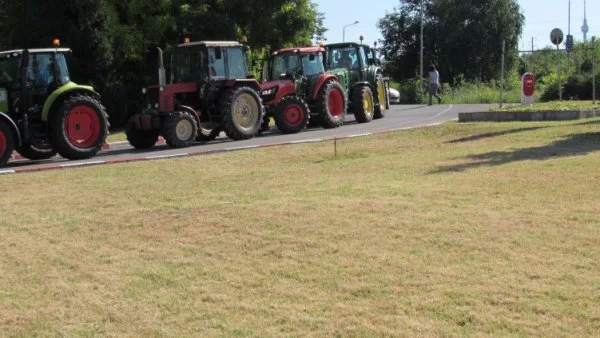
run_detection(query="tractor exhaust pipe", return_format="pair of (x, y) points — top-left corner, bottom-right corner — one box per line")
(157, 47), (166, 87)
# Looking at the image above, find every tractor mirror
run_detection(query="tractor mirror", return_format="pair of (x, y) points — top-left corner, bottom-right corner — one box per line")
(243, 45), (250, 53)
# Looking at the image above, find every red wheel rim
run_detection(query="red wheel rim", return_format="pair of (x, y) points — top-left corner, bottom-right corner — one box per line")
(65, 105), (101, 148)
(327, 89), (344, 117)
(284, 104), (305, 126)
(0, 130), (6, 156)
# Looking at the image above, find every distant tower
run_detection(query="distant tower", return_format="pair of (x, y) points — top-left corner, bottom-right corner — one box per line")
(582, 0), (589, 41)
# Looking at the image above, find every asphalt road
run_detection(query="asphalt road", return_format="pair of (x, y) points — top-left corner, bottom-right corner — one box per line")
(2, 104), (496, 174)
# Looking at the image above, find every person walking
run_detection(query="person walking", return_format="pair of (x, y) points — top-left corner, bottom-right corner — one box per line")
(428, 64), (442, 105)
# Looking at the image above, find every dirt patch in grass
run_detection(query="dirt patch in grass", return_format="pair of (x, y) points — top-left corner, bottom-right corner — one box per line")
(1, 119), (600, 336)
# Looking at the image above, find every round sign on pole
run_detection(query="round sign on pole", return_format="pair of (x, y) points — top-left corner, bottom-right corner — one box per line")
(550, 28), (564, 46)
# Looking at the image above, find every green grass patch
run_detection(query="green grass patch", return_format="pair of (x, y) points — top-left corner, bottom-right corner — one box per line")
(490, 100), (600, 112)
(106, 130), (126, 143)
(2, 119), (600, 336)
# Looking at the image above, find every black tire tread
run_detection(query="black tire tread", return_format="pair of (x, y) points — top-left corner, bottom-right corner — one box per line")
(314, 80), (346, 129)
(0, 120), (15, 167)
(126, 115), (160, 149)
(351, 86), (374, 123)
(220, 86), (264, 140)
(162, 111), (198, 148)
(274, 96), (310, 134)
(374, 75), (387, 119)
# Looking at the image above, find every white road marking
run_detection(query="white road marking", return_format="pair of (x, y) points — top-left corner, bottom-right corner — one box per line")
(347, 133), (372, 138)
(60, 161), (105, 168)
(290, 138), (323, 144)
(225, 145), (260, 151)
(0, 170), (16, 175)
(145, 153), (189, 160)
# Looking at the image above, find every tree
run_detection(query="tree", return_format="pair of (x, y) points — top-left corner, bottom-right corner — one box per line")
(378, 0), (524, 84)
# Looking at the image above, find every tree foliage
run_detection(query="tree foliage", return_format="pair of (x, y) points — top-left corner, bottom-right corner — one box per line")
(378, 0), (524, 84)
(0, 0), (325, 127)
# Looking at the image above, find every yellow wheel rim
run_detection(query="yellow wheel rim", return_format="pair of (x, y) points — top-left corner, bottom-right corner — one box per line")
(363, 90), (374, 116)
(378, 79), (386, 108)
(233, 93), (259, 131)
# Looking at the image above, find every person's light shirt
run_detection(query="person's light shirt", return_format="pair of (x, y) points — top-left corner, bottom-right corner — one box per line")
(429, 70), (440, 85)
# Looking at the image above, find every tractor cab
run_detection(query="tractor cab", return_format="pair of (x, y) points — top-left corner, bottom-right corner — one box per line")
(325, 42), (368, 85)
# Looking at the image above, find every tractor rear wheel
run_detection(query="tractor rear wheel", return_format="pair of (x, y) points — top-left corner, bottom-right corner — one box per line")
(126, 115), (160, 149)
(17, 139), (56, 160)
(315, 80), (346, 129)
(162, 111), (198, 148)
(0, 120), (15, 167)
(351, 85), (374, 123)
(49, 94), (109, 160)
(220, 86), (263, 140)
(274, 96), (310, 134)
(374, 75), (388, 119)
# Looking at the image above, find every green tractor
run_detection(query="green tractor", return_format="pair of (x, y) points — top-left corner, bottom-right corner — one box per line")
(324, 40), (389, 123)
(126, 40), (264, 149)
(0, 42), (109, 167)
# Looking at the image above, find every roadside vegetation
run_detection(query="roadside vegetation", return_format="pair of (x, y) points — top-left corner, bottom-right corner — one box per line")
(2, 119), (599, 336)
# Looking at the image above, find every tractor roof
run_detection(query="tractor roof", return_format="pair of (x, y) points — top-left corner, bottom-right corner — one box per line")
(178, 41), (244, 48)
(0, 48), (72, 57)
(324, 42), (362, 49)
(273, 47), (325, 55)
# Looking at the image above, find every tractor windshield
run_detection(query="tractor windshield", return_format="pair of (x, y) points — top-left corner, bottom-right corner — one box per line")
(300, 53), (325, 76)
(172, 46), (205, 83)
(328, 47), (359, 70)
(270, 52), (300, 80)
(0, 53), (22, 89)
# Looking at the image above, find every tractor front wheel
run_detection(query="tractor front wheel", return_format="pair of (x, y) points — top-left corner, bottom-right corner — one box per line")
(17, 139), (56, 160)
(49, 94), (109, 160)
(162, 111), (198, 148)
(374, 75), (388, 119)
(220, 86), (263, 140)
(351, 86), (375, 123)
(126, 115), (160, 149)
(315, 80), (346, 129)
(274, 96), (310, 134)
(0, 120), (15, 167)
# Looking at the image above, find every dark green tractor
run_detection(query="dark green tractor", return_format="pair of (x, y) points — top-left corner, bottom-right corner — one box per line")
(0, 43), (109, 167)
(324, 42), (389, 123)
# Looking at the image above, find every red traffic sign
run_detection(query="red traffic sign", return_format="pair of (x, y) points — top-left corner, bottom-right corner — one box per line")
(550, 28), (564, 46)
(522, 73), (536, 97)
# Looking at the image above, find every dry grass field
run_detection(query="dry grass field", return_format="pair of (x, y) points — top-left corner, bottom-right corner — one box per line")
(1, 119), (600, 336)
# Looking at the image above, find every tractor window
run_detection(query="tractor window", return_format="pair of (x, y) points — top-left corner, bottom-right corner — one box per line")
(226, 48), (248, 79)
(328, 47), (358, 70)
(0, 53), (21, 89)
(172, 46), (205, 83)
(301, 53), (324, 76)
(358, 47), (367, 69)
(209, 48), (226, 78)
(27, 53), (60, 92)
(54, 53), (70, 85)
(270, 52), (300, 80)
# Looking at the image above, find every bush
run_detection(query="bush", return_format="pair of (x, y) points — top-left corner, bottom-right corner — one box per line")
(541, 72), (600, 102)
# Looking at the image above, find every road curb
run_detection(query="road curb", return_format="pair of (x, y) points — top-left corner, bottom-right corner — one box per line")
(459, 110), (600, 122)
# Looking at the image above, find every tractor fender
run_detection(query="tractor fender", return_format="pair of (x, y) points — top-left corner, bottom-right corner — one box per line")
(42, 81), (100, 121)
(177, 105), (202, 126)
(225, 79), (262, 93)
(349, 81), (374, 100)
(311, 74), (340, 101)
(0, 112), (21, 146)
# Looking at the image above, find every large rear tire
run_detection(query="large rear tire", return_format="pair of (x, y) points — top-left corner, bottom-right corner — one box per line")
(49, 94), (108, 160)
(17, 138), (56, 160)
(274, 96), (310, 134)
(374, 75), (388, 119)
(0, 120), (15, 167)
(314, 80), (346, 129)
(351, 85), (374, 123)
(220, 86), (263, 140)
(162, 111), (198, 148)
(126, 115), (160, 149)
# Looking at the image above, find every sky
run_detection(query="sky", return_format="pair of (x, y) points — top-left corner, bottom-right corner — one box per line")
(314, 0), (599, 49)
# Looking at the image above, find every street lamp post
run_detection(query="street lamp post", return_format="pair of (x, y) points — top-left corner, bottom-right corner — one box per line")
(343, 21), (359, 42)
(420, 0), (424, 98)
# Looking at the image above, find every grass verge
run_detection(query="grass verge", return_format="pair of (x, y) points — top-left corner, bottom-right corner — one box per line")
(1, 119), (600, 336)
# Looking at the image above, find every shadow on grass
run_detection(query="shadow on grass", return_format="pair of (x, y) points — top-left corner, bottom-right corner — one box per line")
(447, 127), (549, 144)
(432, 132), (600, 173)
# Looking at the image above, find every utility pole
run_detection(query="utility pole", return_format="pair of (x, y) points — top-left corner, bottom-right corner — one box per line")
(593, 37), (596, 104)
(419, 0), (424, 100)
(500, 40), (505, 108)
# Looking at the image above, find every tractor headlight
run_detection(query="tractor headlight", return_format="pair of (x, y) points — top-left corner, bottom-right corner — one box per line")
(159, 86), (165, 92)
(155, 103), (159, 109)
(261, 87), (275, 96)
(142, 88), (147, 94)
(147, 104), (152, 109)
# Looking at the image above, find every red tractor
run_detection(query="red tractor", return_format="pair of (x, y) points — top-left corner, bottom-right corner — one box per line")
(126, 40), (264, 149)
(260, 46), (346, 133)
